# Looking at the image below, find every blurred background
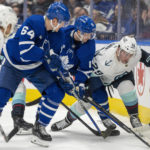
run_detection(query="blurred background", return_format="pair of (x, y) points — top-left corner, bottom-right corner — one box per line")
(1, 0), (150, 41)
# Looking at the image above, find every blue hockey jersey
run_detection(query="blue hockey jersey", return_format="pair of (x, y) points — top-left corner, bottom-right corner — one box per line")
(60, 25), (96, 84)
(2, 15), (64, 71)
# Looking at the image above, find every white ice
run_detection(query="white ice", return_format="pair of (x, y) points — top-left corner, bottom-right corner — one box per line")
(0, 102), (150, 150)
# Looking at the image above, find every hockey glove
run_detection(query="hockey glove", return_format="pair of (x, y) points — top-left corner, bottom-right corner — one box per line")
(49, 54), (62, 72)
(75, 83), (85, 99)
(58, 78), (74, 95)
(44, 49), (62, 72)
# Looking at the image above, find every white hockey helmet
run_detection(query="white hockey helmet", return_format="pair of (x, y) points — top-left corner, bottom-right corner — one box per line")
(0, 5), (18, 37)
(119, 36), (137, 55)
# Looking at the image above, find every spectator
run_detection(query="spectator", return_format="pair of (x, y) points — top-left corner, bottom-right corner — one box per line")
(93, 9), (110, 32)
(70, 7), (88, 24)
(32, 0), (53, 14)
(27, 5), (32, 17)
(111, 3), (136, 37)
(11, 3), (23, 24)
(63, 0), (83, 17)
(83, 0), (90, 13)
(32, 7), (45, 15)
(93, 0), (117, 22)
(6, 0), (23, 5)
(0, 0), (8, 5)
(146, 6), (150, 26)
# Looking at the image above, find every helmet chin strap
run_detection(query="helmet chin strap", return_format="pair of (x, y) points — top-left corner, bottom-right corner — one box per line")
(116, 48), (121, 62)
(3, 28), (9, 38)
(3, 24), (14, 38)
(50, 20), (60, 32)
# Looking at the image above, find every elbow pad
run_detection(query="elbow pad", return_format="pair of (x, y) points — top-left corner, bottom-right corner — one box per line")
(140, 49), (150, 67)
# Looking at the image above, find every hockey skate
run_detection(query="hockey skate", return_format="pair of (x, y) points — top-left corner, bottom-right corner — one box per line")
(13, 117), (33, 135)
(130, 114), (142, 128)
(31, 122), (52, 147)
(102, 118), (117, 130)
(101, 118), (120, 136)
(130, 114), (145, 136)
(51, 117), (72, 131)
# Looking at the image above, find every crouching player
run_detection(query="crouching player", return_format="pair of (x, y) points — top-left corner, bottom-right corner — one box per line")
(51, 36), (150, 133)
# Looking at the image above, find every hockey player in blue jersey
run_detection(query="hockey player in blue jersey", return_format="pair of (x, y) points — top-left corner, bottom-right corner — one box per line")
(34, 15), (97, 145)
(0, 2), (70, 147)
(49, 15), (118, 132)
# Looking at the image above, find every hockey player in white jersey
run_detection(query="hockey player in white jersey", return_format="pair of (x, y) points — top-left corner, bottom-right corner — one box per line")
(0, 5), (33, 135)
(0, 4), (17, 49)
(51, 35), (150, 132)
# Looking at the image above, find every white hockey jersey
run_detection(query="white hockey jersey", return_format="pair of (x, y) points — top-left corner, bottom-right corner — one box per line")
(0, 30), (4, 53)
(92, 42), (142, 85)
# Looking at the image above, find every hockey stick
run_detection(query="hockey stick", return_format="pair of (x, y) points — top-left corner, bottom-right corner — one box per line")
(61, 102), (119, 138)
(0, 124), (19, 142)
(59, 70), (119, 138)
(61, 102), (101, 136)
(59, 71), (103, 136)
(85, 97), (150, 148)
(107, 86), (113, 98)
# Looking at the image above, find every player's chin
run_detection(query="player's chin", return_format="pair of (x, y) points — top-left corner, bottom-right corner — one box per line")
(121, 60), (128, 64)
(54, 29), (59, 32)
(54, 27), (60, 32)
(83, 39), (88, 43)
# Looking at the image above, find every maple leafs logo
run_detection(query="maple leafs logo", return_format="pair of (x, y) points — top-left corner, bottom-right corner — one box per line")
(60, 56), (73, 70)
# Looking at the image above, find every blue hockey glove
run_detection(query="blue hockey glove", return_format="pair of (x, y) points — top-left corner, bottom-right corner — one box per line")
(58, 78), (74, 95)
(49, 54), (62, 72)
(75, 84), (85, 99)
(44, 49), (62, 72)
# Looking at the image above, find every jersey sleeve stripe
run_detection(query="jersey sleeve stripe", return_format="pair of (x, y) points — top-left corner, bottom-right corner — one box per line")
(19, 41), (35, 45)
(20, 57), (32, 62)
(20, 45), (34, 55)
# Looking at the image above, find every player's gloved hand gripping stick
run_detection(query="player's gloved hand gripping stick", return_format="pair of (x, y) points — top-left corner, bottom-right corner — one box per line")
(58, 70), (118, 138)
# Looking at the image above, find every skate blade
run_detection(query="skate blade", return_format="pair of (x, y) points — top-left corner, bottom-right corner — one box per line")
(16, 128), (32, 135)
(31, 135), (50, 147)
(132, 125), (150, 137)
(133, 125), (150, 133)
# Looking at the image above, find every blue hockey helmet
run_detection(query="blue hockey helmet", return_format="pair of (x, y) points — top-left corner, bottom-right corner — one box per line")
(46, 2), (70, 23)
(74, 16), (96, 33)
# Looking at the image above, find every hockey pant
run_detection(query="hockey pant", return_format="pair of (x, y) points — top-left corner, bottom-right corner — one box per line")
(37, 82), (65, 126)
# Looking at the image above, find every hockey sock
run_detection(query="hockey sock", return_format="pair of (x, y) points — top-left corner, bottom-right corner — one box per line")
(38, 96), (59, 126)
(37, 96), (46, 113)
(66, 111), (77, 123)
(11, 104), (25, 118)
(125, 103), (138, 115)
(38, 83), (65, 126)
(120, 90), (138, 115)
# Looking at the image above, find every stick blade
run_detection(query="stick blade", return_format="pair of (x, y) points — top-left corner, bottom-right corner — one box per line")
(0, 124), (8, 142)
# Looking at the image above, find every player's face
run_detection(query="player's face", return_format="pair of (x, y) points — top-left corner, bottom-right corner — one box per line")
(76, 31), (95, 43)
(119, 49), (133, 64)
(46, 18), (65, 32)
(51, 18), (65, 32)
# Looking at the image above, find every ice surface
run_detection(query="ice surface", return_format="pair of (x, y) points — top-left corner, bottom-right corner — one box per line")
(0, 102), (150, 150)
